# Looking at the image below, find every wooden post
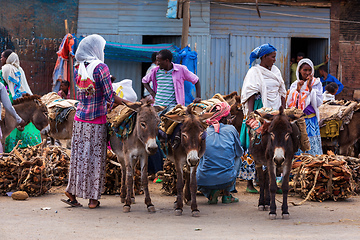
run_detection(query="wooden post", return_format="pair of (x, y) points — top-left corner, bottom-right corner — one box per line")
(68, 34), (75, 99)
(181, 0), (190, 49)
(64, 19), (75, 99)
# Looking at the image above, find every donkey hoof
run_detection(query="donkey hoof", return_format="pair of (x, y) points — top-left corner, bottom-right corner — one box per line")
(282, 213), (290, 220)
(147, 205), (156, 213)
(120, 198), (125, 203)
(131, 197), (136, 204)
(123, 205), (131, 213)
(173, 201), (177, 209)
(264, 205), (270, 211)
(174, 209), (183, 216)
(192, 210), (200, 217)
(269, 213), (276, 220)
(258, 205), (265, 211)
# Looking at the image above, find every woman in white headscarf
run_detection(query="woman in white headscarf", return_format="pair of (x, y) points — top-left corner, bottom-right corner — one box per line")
(62, 34), (128, 208)
(0, 49), (41, 152)
(287, 58), (323, 156)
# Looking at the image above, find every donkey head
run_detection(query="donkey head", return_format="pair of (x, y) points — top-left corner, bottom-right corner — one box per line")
(229, 95), (243, 133)
(124, 99), (165, 155)
(166, 106), (213, 167)
(13, 94), (49, 131)
(263, 107), (300, 176)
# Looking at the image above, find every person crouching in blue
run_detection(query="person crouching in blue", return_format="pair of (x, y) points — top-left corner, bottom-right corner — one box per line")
(196, 102), (243, 204)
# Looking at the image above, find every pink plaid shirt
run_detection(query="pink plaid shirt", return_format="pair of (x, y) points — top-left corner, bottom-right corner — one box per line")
(75, 63), (114, 121)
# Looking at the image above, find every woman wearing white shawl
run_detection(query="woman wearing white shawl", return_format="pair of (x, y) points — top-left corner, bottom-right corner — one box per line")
(0, 50), (41, 152)
(1, 51), (33, 100)
(286, 58), (323, 156)
(239, 43), (286, 193)
(62, 34), (127, 209)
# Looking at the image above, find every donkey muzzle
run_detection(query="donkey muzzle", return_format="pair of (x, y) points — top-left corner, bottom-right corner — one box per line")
(273, 147), (285, 177)
(145, 138), (158, 155)
(187, 150), (199, 167)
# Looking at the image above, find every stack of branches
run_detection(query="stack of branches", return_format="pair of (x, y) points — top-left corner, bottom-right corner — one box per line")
(0, 142), (70, 196)
(342, 156), (360, 193)
(157, 159), (177, 195)
(290, 153), (354, 202)
(103, 149), (143, 195)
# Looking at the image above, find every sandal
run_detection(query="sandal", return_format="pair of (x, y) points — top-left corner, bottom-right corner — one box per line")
(61, 198), (82, 207)
(88, 200), (100, 209)
(222, 195), (239, 204)
(246, 187), (259, 194)
(207, 190), (220, 204)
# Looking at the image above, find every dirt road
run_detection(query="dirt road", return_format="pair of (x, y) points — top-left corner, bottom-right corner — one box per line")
(1, 181), (359, 240)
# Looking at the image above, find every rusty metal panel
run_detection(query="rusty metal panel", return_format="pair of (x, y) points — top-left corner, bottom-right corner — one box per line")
(210, 3), (330, 38)
(0, 0), (79, 95)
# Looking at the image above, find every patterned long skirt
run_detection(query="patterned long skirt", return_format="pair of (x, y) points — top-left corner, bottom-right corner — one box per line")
(66, 120), (107, 200)
(295, 115), (323, 156)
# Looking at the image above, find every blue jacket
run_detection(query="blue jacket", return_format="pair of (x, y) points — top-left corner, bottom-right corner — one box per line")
(320, 74), (343, 95)
(197, 124), (243, 187)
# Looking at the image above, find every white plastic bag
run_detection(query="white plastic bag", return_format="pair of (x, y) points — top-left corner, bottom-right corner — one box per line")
(112, 79), (137, 102)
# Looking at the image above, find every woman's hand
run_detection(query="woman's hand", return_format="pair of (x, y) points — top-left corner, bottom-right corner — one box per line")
(297, 80), (304, 92)
(306, 75), (313, 92)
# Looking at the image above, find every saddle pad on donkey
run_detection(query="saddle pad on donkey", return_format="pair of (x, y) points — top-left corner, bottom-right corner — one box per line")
(40, 92), (62, 106)
(107, 104), (136, 139)
(319, 101), (359, 127)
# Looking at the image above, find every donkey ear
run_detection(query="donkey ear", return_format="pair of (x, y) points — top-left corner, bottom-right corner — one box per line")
(153, 105), (166, 113)
(197, 112), (215, 122)
(164, 114), (185, 123)
(123, 101), (142, 112)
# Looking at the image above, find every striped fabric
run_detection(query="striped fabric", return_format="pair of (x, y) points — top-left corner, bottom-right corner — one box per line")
(154, 69), (177, 107)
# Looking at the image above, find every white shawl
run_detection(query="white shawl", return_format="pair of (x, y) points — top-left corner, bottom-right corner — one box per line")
(75, 34), (106, 95)
(286, 58), (323, 121)
(241, 64), (286, 115)
(1, 52), (33, 99)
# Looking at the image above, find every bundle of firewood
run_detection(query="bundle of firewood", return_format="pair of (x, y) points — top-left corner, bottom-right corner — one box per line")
(290, 153), (355, 202)
(0, 143), (70, 196)
(342, 156), (360, 193)
(103, 149), (143, 195)
(157, 159), (177, 195)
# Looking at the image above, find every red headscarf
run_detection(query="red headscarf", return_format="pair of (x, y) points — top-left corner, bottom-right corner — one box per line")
(206, 102), (231, 133)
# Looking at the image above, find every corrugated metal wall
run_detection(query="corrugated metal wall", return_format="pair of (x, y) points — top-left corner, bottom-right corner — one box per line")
(208, 3), (330, 97)
(77, 0), (211, 98)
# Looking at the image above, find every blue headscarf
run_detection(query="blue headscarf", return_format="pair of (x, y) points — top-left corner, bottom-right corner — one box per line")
(249, 43), (277, 68)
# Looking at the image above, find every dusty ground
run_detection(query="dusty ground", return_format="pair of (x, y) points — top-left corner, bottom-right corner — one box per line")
(1, 180), (360, 240)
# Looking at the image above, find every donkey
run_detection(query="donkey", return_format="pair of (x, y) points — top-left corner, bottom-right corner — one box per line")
(1, 94), (49, 145)
(249, 107), (300, 220)
(109, 100), (165, 213)
(165, 107), (213, 217)
(335, 111), (360, 156)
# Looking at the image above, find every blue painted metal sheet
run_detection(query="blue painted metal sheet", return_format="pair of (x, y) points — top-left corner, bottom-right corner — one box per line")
(78, 0), (210, 36)
(209, 34), (290, 97)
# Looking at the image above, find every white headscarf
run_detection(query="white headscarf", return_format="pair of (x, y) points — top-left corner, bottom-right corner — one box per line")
(287, 58), (323, 121)
(75, 34), (106, 96)
(1, 52), (33, 99)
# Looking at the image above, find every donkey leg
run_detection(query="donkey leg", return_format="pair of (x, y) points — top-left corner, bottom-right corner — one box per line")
(268, 165), (277, 219)
(119, 158), (127, 203)
(264, 167), (271, 210)
(140, 155), (155, 213)
(190, 166), (200, 217)
(123, 159), (135, 213)
(174, 161), (184, 216)
(256, 165), (266, 211)
(281, 163), (291, 219)
(184, 170), (191, 205)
